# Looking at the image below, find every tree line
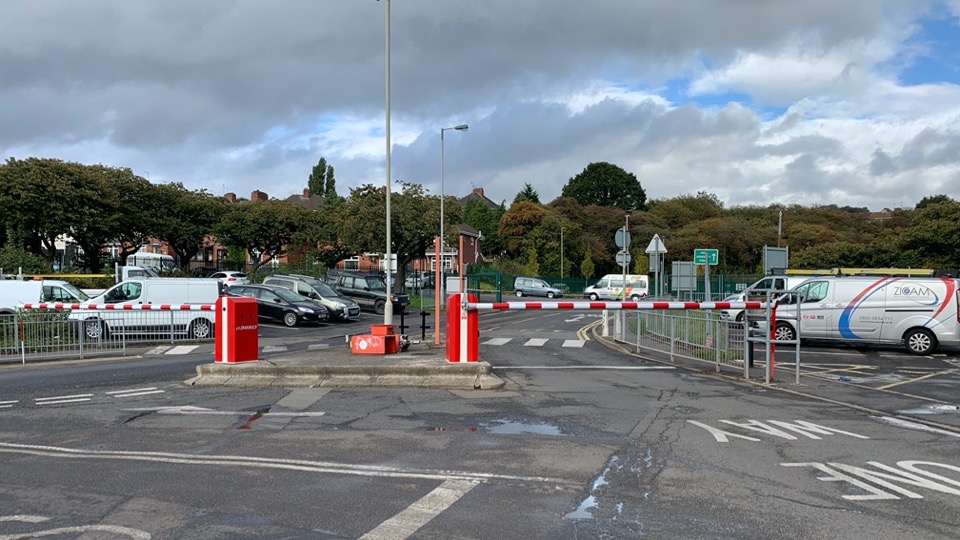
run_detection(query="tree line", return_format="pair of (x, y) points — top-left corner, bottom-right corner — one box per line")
(1, 157), (957, 281)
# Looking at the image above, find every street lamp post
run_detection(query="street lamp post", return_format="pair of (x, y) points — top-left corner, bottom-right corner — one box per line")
(560, 227), (565, 280)
(383, 0), (393, 325)
(435, 123), (468, 345)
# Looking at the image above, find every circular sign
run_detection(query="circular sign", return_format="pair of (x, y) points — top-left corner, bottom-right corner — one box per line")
(615, 250), (632, 266)
(615, 227), (631, 249)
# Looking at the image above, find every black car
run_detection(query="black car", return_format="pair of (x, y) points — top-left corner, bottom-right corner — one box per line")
(227, 284), (329, 327)
(325, 269), (409, 315)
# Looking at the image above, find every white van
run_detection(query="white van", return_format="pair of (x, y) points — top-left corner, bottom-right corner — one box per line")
(584, 274), (649, 301)
(771, 276), (960, 354)
(719, 275), (810, 322)
(1, 280), (90, 314)
(69, 278), (222, 340)
(126, 252), (176, 272)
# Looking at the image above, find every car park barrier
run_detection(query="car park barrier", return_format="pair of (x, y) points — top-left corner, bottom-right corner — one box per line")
(447, 294), (769, 363)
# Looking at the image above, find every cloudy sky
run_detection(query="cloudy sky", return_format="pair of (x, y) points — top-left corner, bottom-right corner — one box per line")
(2, 1), (959, 211)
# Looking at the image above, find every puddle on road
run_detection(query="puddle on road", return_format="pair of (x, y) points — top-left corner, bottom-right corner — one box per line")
(481, 419), (563, 436)
(563, 456), (620, 521)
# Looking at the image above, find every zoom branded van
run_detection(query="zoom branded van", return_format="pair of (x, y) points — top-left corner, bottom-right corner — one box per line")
(68, 278), (222, 340)
(583, 274), (648, 301)
(770, 276), (960, 354)
(1, 280), (90, 314)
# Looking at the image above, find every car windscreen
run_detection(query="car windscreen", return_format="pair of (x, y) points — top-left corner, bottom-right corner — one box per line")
(61, 282), (90, 301)
(364, 277), (387, 290)
(310, 281), (340, 297)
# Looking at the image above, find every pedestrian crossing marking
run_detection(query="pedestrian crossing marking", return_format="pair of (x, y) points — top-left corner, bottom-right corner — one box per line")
(524, 338), (549, 347)
(483, 338), (512, 346)
(307, 344), (331, 350)
(166, 345), (199, 355)
(562, 340), (585, 348)
(262, 345), (288, 353)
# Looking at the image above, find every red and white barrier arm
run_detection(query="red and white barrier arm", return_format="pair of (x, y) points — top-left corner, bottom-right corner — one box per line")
(19, 303), (215, 311)
(466, 301), (766, 311)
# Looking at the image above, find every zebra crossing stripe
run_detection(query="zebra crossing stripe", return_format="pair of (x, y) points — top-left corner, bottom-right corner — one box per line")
(166, 345), (199, 355)
(262, 345), (288, 353)
(562, 340), (585, 348)
(482, 338), (512, 346)
(524, 338), (548, 347)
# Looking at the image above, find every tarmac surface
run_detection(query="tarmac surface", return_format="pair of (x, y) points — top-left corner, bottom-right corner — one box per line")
(187, 327), (960, 435)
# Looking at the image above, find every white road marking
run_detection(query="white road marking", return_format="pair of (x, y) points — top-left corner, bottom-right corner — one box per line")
(0, 514), (151, 539)
(109, 389), (166, 398)
(0, 400), (18, 406)
(307, 344), (330, 350)
(524, 338), (548, 347)
(166, 345), (198, 355)
(562, 340), (585, 348)
(262, 345), (288, 353)
(0, 442), (570, 484)
(123, 406), (325, 417)
(0, 405), (13, 410)
(359, 479), (479, 540)
(874, 416), (960, 438)
(145, 345), (171, 355)
(106, 388), (159, 395)
(482, 338), (511, 346)
(35, 394), (93, 405)
(495, 366), (674, 370)
(564, 314), (585, 323)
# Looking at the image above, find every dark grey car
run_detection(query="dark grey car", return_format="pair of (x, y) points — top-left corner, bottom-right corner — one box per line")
(262, 274), (361, 321)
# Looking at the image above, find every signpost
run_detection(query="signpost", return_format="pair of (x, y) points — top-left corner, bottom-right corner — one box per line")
(615, 250), (631, 267)
(694, 248), (719, 344)
(645, 234), (667, 297)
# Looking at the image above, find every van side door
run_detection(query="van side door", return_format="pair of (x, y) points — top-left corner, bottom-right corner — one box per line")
(791, 280), (833, 338)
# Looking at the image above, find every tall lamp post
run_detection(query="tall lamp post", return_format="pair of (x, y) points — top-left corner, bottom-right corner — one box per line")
(560, 227), (565, 280)
(382, 0), (394, 325)
(435, 123), (468, 344)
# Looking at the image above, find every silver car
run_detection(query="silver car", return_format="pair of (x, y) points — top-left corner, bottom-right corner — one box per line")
(262, 274), (361, 321)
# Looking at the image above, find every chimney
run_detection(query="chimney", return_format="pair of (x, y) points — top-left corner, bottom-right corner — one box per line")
(251, 190), (268, 202)
(473, 187), (484, 197)
(303, 188), (310, 198)
(224, 192), (237, 203)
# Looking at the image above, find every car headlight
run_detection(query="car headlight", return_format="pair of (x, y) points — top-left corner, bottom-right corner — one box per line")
(298, 306), (315, 314)
(332, 301), (346, 309)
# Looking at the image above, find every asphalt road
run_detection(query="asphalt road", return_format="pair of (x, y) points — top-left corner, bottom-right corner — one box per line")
(0, 309), (957, 539)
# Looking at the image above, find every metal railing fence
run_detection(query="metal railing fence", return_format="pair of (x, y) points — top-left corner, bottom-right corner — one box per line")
(1, 308), (215, 364)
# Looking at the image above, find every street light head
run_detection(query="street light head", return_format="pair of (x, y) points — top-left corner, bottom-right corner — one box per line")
(454, 124), (469, 131)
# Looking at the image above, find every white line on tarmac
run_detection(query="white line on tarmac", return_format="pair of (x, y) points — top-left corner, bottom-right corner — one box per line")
(166, 345), (199, 355)
(122, 407), (324, 416)
(482, 338), (511, 346)
(0, 442), (571, 484)
(359, 479), (479, 540)
(562, 340), (586, 348)
(307, 344), (331, 350)
(0, 400), (17, 406)
(111, 390), (166, 398)
(106, 388), (158, 395)
(35, 394), (93, 405)
(494, 366), (675, 370)
(0, 405), (14, 409)
(524, 338), (548, 347)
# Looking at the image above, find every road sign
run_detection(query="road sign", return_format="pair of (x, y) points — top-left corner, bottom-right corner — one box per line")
(615, 250), (631, 267)
(694, 248), (719, 265)
(645, 234), (667, 254)
(615, 227), (631, 249)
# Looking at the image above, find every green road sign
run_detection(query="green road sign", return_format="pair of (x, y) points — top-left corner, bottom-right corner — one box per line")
(694, 248), (718, 265)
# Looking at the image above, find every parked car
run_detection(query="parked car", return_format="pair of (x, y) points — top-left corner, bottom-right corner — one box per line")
(325, 269), (409, 315)
(191, 267), (219, 278)
(405, 271), (434, 290)
(513, 276), (564, 298)
(210, 271), (249, 287)
(227, 284), (329, 327)
(261, 274), (361, 321)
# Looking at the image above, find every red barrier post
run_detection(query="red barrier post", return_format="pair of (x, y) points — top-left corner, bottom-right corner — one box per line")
(446, 293), (479, 362)
(215, 296), (259, 363)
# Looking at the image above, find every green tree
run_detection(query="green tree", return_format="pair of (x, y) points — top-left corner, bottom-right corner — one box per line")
(562, 162), (646, 211)
(525, 246), (539, 276)
(498, 201), (546, 256)
(154, 184), (227, 270)
(308, 157), (336, 199)
(915, 194), (953, 209)
(512, 183), (540, 206)
(339, 182), (458, 288)
(215, 199), (314, 272)
(580, 248), (595, 280)
(463, 199), (505, 256)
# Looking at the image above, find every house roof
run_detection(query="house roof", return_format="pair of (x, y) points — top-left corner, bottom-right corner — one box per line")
(458, 187), (500, 210)
(284, 188), (324, 211)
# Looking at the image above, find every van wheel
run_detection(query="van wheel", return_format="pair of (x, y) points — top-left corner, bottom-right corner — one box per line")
(774, 322), (796, 342)
(282, 311), (299, 327)
(515, 290), (523, 297)
(188, 318), (214, 339)
(904, 328), (936, 355)
(547, 291), (555, 299)
(630, 294), (641, 301)
(735, 312), (745, 323)
(84, 319), (108, 340)
(588, 293), (599, 301)
(374, 300), (386, 315)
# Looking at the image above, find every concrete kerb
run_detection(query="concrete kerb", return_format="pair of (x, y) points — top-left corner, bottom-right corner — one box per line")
(185, 352), (504, 390)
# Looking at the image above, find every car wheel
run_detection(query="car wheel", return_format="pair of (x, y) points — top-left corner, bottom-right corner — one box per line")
(515, 290), (523, 297)
(774, 322), (796, 342)
(735, 312), (745, 323)
(904, 328), (936, 355)
(588, 293), (599, 301)
(84, 318), (108, 340)
(374, 300), (386, 315)
(189, 318), (214, 339)
(547, 291), (555, 299)
(282, 311), (299, 327)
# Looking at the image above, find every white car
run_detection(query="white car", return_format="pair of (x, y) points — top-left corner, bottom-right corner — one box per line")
(210, 271), (249, 287)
